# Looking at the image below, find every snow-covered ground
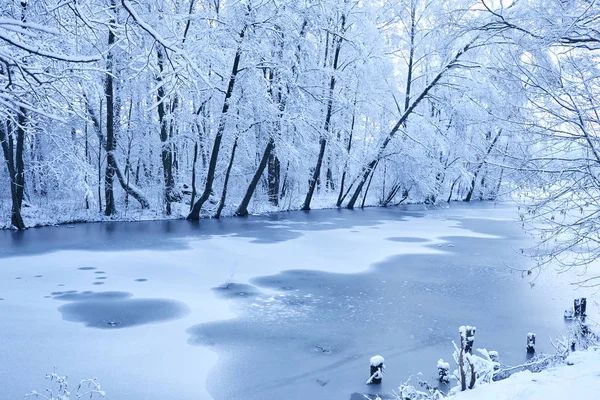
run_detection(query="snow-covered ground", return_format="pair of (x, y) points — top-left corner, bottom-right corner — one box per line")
(0, 202), (595, 399)
(448, 348), (600, 400)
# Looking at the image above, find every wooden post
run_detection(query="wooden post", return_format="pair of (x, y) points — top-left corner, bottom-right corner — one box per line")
(437, 359), (450, 383)
(367, 355), (385, 384)
(527, 333), (536, 354)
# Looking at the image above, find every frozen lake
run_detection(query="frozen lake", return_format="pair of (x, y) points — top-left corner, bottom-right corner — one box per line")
(0, 202), (582, 399)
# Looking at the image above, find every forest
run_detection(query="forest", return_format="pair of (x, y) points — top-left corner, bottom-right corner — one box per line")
(1, 0), (599, 231)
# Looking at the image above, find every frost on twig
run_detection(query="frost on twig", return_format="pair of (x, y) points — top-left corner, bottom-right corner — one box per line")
(25, 370), (105, 400)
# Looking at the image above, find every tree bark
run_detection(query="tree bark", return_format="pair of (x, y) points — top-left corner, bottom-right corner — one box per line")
(156, 47), (176, 215)
(267, 149), (280, 206)
(104, 1), (117, 216)
(0, 117), (25, 228)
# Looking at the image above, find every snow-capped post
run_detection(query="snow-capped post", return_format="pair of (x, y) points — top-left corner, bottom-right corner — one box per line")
(489, 350), (501, 375)
(489, 351), (499, 364)
(465, 326), (476, 354)
(437, 359), (450, 383)
(526, 333), (536, 353)
(367, 355), (385, 384)
(574, 298), (582, 318)
(580, 298), (587, 319)
(458, 325), (476, 391)
(564, 307), (574, 319)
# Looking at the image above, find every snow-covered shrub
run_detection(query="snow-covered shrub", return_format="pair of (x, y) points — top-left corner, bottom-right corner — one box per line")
(26, 371), (105, 400)
(365, 376), (444, 400)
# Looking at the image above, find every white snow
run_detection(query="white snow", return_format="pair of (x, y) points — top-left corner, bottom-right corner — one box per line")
(448, 348), (600, 400)
(370, 355), (385, 366)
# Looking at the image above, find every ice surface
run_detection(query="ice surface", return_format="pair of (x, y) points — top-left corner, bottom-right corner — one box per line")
(0, 202), (587, 400)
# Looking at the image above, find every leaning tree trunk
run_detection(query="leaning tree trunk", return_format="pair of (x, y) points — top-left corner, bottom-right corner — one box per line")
(188, 27), (245, 220)
(215, 137), (238, 218)
(464, 129), (502, 202)
(85, 97), (150, 209)
(235, 137), (274, 216)
(346, 39), (476, 209)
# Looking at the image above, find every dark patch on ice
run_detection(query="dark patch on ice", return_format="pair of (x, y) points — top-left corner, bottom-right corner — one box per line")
(0, 204), (429, 257)
(95, 276), (107, 280)
(94, 271), (106, 274)
(44, 296), (51, 298)
(57, 284), (65, 286)
(50, 290), (78, 296)
(212, 283), (259, 299)
(52, 291), (127, 301)
(92, 281), (105, 285)
(34, 275), (42, 278)
(53, 291), (189, 329)
(15, 277), (21, 279)
(313, 345), (332, 354)
(386, 237), (429, 243)
(134, 278), (147, 282)
(78, 267), (96, 271)
(0, 298), (4, 300)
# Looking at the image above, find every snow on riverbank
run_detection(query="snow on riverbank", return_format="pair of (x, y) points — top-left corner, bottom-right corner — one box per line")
(448, 348), (599, 400)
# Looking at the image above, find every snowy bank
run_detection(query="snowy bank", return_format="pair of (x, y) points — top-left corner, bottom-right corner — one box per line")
(447, 348), (599, 400)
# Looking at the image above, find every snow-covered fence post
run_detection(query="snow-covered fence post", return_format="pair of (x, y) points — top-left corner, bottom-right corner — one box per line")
(564, 307), (574, 319)
(527, 333), (536, 354)
(465, 326), (476, 354)
(489, 351), (499, 364)
(437, 359), (450, 383)
(367, 355), (385, 384)
(574, 298), (582, 318)
(457, 326), (473, 390)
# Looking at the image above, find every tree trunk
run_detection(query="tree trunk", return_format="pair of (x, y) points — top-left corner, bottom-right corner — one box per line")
(235, 137), (274, 216)
(215, 137), (238, 218)
(86, 97), (150, 210)
(303, 12), (346, 211)
(190, 141), (198, 209)
(188, 28), (245, 220)
(0, 117), (25, 229)
(465, 129), (502, 202)
(361, 162), (377, 208)
(156, 47), (176, 215)
(336, 94), (357, 207)
(104, 2), (117, 216)
(267, 150), (280, 206)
